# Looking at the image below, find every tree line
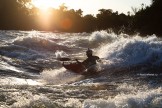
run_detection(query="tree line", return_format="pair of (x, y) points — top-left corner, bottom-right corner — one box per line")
(0, 0), (161, 36)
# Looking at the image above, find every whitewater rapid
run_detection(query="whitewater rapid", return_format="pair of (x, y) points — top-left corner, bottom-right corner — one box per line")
(0, 30), (162, 108)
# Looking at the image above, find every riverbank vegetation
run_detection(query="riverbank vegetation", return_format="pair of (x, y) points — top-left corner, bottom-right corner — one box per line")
(0, 0), (161, 36)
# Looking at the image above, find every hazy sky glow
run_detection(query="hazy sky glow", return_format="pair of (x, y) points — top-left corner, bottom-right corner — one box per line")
(32, 0), (152, 15)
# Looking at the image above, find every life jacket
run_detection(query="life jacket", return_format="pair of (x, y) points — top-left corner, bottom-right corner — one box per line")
(82, 56), (99, 68)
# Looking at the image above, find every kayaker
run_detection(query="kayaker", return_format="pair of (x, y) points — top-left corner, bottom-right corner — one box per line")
(76, 48), (100, 68)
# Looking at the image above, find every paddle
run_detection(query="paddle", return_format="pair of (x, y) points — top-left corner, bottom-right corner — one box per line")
(57, 57), (107, 63)
(57, 57), (85, 61)
(57, 57), (71, 61)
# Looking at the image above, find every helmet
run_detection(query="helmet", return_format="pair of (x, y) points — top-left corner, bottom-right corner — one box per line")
(86, 48), (93, 55)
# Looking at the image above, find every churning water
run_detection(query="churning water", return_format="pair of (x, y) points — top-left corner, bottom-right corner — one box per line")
(0, 30), (162, 108)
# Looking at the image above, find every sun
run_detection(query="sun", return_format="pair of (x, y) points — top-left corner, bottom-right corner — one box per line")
(31, 0), (61, 29)
(32, 0), (60, 11)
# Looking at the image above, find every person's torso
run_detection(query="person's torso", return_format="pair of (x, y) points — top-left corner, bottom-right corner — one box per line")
(83, 56), (99, 67)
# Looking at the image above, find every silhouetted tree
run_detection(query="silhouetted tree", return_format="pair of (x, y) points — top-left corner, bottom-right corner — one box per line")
(0, 0), (161, 35)
(132, 0), (162, 35)
(83, 14), (96, 32)
(0, 0), (35, 29)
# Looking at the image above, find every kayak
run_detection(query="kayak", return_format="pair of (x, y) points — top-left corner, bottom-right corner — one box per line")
(62, 62), (86, 74)
(62, 62), (100, 75)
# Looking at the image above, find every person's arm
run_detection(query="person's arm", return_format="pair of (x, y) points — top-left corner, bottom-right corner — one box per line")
(96, 56), (101, 62)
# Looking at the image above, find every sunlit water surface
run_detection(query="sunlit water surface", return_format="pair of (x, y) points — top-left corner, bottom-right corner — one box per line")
(0, 30), (162, 108)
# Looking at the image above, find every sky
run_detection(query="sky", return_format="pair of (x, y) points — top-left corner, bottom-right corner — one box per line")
(32, 0), (152, 15)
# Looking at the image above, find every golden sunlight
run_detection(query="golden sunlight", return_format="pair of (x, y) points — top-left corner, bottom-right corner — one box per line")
(31, 0), (59, 30)
(37, 10), (53, 30)
(31, 0), (88, 16)
(32, 0), (60, 11)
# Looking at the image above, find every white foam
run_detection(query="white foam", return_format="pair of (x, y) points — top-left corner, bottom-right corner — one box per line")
(0, 77), (41, 85)
(11, 92), (48, 108)
(89, 31), (117, 47)
(65, 98), (82, 108)
(41, 68), (82, 85)
(83, 87), (162, 108)
(55, 50), (69, 59)
(97, 35), (162, 66)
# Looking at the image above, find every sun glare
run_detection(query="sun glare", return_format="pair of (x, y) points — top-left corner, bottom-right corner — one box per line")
(32, 0), (60, 11)
(31, 0), (57, 29)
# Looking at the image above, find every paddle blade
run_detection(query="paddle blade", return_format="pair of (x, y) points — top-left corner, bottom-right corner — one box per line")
(58, 57), (71, 61)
